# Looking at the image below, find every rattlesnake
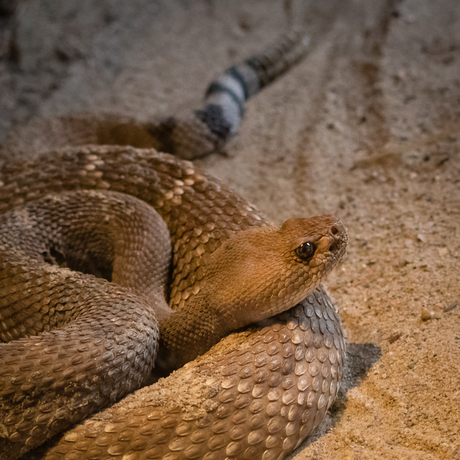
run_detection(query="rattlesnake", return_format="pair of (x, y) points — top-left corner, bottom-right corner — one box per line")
(0, 33), (347, 460)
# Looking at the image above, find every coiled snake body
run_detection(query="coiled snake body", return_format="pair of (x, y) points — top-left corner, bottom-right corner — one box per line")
(0, 33), (347, 460)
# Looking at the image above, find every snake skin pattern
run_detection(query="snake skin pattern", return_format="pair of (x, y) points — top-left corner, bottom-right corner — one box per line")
(0, 32), (347, 460)
(46, 288), (345, 460)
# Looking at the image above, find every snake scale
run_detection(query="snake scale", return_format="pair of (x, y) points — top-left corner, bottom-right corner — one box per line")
(0, 32), (348, 460)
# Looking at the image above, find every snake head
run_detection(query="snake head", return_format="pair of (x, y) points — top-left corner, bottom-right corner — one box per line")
(195, 214), (347, 332)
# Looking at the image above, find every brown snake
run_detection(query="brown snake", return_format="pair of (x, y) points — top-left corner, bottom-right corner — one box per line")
(0, 33), (347, 460)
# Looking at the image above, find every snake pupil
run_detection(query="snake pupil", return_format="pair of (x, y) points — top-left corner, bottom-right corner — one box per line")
(295, 242), (316, 261)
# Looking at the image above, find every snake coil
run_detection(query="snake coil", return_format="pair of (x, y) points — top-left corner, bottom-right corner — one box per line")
(0, 32), (347, 460)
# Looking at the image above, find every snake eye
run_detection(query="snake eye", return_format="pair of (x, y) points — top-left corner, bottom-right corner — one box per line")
(295, 242), (316, 261)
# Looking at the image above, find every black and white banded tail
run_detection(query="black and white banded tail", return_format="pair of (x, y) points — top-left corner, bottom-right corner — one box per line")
(196, 31), (310, 147)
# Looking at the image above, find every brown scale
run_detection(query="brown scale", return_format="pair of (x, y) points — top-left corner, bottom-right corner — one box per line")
(0, 147), (346, 460)
(40, 290), (345, 460)
(0, 32), (347, 460)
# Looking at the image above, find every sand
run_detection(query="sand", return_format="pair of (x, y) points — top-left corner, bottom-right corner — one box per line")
(0, 1), (458, 459)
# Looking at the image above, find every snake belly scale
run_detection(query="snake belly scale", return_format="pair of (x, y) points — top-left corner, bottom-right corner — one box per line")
(0, 33), (347, 460)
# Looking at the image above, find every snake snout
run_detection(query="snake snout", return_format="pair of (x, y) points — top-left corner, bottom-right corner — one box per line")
(328, 220), (347, 256)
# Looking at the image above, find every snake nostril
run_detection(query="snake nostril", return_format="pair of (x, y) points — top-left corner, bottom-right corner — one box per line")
(331, 225), (339, 235)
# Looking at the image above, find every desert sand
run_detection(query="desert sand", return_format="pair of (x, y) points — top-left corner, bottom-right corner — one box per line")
(0, 1), (458, 459)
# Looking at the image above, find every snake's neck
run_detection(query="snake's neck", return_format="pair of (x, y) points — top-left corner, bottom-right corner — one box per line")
(156, 304), (227, 374)
(155, 215), (348, 375)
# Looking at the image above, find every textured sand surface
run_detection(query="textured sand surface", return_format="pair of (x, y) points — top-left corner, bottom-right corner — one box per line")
(0, 1), (459, 459)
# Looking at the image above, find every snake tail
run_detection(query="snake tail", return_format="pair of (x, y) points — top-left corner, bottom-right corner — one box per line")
(0, 32), (309, 161)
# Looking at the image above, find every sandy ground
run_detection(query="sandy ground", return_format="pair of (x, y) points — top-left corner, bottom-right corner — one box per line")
(0, 1), (459, 459)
